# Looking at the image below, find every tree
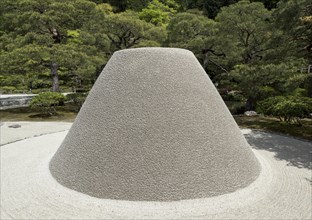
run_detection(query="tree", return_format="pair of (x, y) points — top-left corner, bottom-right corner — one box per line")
(105, 10), (166, 51)
(167, 13), (223, 80)
(30, 92), (65, 115)
(215, 1), (272, 66)
(251, 0), (280, 10)
(139, 0), (177, 26)
(261, 0), (312, 97)
(257, 96), (312, 125)
(89, 0), (150, 12)
(272, 0), (312, 62)
(66, 92), (88, 111)
(230, 60), (308, 110)
(167, 13), (214, 46)
(0, 0), (108, 93)
(174, 0), (240, 19)
(200, 0), (239, 19)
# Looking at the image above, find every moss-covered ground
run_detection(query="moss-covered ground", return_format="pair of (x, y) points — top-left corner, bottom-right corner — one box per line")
(234, 115), (312, 141)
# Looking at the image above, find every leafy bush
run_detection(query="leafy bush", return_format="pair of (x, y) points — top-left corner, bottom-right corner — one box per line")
(31, 79), (51, 89)
(292, 88), (308, 97)
(231, 61), (308, 109)
(258, 86), (278, 100)
(0, 86), (17, 94)
(66, 92), (88, 111)
(225, 101), (246, 115)
(257, 96), (312, 125)
(223, 91), (246, 102)
(31, 88), (52, 94)
(30, 92), (65, 115)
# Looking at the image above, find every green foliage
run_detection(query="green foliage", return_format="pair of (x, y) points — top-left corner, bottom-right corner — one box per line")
(66, 92), (88, 111)
(201, 0), (239, 19)
(225, 101), (246, 115)
(30, 92), (65, 115)
(215, 0), (271, 65)
(167, 12), (219, 80)
(0, 0), (108, 93)
(106, 11), (164, 50)
(132, 40), (161, 48)
(103, 0), (150, 12)
(1, 0), (311, 122)
(139, 0), (177, 26)
(251, 0), (280, 10)
(0, 86), (18, 94)
(223, 91), (245, 102)
(273, 0), (312, 61)
(257, 96), (312, 125)
(95, 3), (114, 14)
(292, 88), (308, 97)
(231, 60), (308, 108)
(167, 13), (214, 44)
(173, 0), (243, 18)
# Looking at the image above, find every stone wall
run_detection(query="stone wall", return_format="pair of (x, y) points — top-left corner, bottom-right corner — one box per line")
(0, 94), (37, 110)
(0, 93), (72, 110)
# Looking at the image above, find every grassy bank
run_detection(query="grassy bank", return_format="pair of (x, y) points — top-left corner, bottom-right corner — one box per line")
(0, 106), (77, 122)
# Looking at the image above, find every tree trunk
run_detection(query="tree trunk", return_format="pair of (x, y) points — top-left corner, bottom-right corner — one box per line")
(51, 62), (59, 92)
(306, 74), (312, 98)
(246, 97), (255, 111)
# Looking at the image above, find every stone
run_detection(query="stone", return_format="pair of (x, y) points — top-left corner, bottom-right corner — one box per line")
(244, 111), (258, 116)
(50, 48), (260, 201)
(8, 124), (21, 128)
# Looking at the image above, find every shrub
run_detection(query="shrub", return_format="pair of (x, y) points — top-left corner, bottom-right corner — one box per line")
(256, 96), (284, 116)
(292, 88), (308, 97)
(31, 79), (51, 89)
(258, 86), (278, 100)
(66, 92), (88, 111)
(223, 90), (246, 102)
(225, 101), (246, 115)
(1, 86), (17, 94)
(31, 88), (51, 94)
(257, 96), (312, 125)
(30, 92), (65, 115)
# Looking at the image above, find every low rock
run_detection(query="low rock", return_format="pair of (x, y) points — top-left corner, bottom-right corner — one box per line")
(8, 124), (21, 128)
(244, 111), (258, 116)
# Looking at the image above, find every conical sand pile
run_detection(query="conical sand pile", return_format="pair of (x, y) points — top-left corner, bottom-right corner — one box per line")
(50, 48), (260, 201)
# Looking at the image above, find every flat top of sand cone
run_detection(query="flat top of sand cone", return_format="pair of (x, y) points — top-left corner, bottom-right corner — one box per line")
(50, 47), (260, 201)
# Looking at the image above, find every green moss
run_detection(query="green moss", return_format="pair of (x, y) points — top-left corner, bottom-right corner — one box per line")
(234, 115), (312, 141)
(0, 105), (77, 122)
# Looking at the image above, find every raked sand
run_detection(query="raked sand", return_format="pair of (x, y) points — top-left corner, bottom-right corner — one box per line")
(0, 121), (72, 145)
(0, 122), (311, 219)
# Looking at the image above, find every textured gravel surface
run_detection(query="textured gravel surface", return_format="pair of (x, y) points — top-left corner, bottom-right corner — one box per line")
(1, 129), (311, 219)
(0, 121), (72, 145)
(50, 48), (260, 201)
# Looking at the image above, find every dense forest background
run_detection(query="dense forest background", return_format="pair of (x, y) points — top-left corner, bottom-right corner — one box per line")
(0, 0), (311, 115)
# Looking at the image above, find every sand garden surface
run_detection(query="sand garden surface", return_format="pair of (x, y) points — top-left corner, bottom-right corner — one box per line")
(1, 48), (311, 219)
(0, 121), (72, 145)
(0, 121), (311, 219)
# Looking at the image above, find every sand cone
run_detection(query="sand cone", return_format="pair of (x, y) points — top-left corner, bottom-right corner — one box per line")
(50, 48), (260, 201)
